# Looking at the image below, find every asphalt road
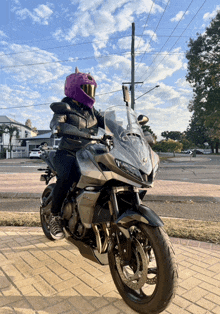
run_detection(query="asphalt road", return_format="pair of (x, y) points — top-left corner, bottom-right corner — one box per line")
(0, 155), (219, 221)
(0, 159), (44, 173)
(0, 155), (219, 185)
(157, 154), (220, 185)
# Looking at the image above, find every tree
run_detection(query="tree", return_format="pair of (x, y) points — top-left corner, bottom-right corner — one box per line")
(0, 124), (6, 139)
(186, 11), (220, 153)
(4, 125), (20, 158)
(25, 119), (32, 129)
(153, 139), (183, 153)
(161, 131), (183, 141)
(0, 125), (6, 157)
(142, 125), (157, 139)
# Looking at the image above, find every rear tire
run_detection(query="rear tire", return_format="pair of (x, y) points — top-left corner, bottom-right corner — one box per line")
(40, 183), (55, 241)
(108, 223), (178, 314)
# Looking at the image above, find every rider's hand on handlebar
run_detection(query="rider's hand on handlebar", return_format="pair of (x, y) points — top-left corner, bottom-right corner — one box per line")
(90, 134), (103, 140)
(102, 134), (113, 141)
(90, 133), (113, 144)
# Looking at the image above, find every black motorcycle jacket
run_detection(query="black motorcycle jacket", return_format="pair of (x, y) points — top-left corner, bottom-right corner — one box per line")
(50, 97), (104, 153)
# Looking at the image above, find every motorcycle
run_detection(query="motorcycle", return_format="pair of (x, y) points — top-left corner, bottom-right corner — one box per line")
(39, 105), (178, 314)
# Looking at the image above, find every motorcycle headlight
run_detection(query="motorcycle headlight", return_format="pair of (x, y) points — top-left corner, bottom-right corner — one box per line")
(115, 159), (142, 181)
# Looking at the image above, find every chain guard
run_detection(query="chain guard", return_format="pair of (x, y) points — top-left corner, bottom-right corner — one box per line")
(115, 237), (149, 290)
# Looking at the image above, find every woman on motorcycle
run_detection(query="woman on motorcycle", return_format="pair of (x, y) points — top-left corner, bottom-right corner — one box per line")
(49, 67), (104, 240)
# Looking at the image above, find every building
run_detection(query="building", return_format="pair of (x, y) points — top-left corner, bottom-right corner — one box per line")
(23, 131), (60, 153)
(0, 116), (37, 156)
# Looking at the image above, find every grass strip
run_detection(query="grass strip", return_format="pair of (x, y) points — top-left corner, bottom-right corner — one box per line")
(0, 212), (219, 245)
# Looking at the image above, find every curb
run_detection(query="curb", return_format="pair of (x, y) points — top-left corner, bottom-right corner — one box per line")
(1, 192), (219, 203)
(143, 194), (220, 203)
(0, 192), (41, 199)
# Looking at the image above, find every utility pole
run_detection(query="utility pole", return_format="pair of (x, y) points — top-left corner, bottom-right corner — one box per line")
(122, 23), (143, 109)
(131, 22), (135, 110)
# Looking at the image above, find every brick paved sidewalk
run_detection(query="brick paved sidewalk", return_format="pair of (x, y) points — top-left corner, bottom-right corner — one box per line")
(0, 227), (220, 314)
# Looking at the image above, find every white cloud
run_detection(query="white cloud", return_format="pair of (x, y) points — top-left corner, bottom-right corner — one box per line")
(203, 5), (220, 21)
(143, 30), (158, 42)
(170, 10), (189, 22)
(134, 82), (192, 137)
(54, 0), (163, 51)
(143, 48), (185, 84)
(0, 31), (7, 38)
(0, 43), (72, 85)
(15, 4), (53, 25)
(118, 36), (152, 53)
(0, 84), (40, 110)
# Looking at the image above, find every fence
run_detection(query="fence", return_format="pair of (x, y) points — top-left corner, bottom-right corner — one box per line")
(6, 148), (28, 159)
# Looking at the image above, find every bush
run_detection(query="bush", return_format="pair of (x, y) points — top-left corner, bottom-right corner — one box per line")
(0, 148), (6, 159)
(153, 139), (183, 153)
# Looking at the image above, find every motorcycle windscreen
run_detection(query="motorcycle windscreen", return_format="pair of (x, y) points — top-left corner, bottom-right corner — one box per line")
(104, 106), (158, 175)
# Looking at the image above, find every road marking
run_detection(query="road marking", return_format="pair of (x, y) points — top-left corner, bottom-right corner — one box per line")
(0, 165), (40, 168)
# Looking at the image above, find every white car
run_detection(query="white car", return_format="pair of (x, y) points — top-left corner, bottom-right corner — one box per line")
(29, 148), (43, 159)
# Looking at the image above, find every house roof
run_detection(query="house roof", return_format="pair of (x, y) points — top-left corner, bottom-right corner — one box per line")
(21, 131), (53, 141)
(0, 116), (21, 124)
(37, 130), (51, 135)
(0, 115), (32, 130)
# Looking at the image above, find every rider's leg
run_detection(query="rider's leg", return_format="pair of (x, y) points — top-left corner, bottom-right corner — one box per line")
(50, 150), (80, 240)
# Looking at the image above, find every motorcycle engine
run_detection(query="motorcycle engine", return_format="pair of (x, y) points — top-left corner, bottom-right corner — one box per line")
(62, 200), (78, 234)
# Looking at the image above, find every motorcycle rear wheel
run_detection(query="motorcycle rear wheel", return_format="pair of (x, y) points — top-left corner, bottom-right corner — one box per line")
(40, 183), (55, 241)
(108, 223), (178, 314)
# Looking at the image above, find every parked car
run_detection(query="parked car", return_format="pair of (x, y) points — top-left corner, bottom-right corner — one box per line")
(182, 150), (192, 154)
(192, 149), (204, 155)
(29, 148), (43, 159)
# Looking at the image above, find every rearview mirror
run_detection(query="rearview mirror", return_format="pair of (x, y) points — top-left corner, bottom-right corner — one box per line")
(122, 85), (130, 104)
(137, 114), (149, 125)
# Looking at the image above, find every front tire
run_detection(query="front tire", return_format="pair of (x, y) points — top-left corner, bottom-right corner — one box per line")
(108, 223), (178, 314)
(40, 183), (55, 241)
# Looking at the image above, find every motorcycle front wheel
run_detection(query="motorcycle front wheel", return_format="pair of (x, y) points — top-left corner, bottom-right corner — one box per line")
(108, 223), (178, 314)
(40, 183), (55, 241)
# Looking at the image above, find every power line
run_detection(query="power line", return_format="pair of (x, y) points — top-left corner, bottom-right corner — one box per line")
(136, 0), (194, 82)
(0, 35), (133, 58)
(124, 0), (171, 82)
(0, 34), (190, 59)
(139, 0), (207, 84)
(0, 51), (131, 70)
(136, 0), (155, 51)
(0, 90), (122, 110)
(135, 0), (171, 76)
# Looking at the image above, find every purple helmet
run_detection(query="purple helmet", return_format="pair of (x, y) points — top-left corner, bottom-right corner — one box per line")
(64, 67), (97, 108)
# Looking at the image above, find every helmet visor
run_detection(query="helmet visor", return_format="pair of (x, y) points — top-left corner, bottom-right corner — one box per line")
(81, 84), (96, 99)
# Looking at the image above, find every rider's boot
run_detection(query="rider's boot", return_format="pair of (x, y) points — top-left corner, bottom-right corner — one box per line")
(49, 214), (65, 240)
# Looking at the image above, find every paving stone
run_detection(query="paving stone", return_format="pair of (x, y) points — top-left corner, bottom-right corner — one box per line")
(68, 296), (95, 313)
(196, 298), (217, 311)
(186, 303), (209, 314)
(182, 287), (208, 303)
(0, 226), (220, 314)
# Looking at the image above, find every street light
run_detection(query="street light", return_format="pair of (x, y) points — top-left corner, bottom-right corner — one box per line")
(135, 85), (160, 101)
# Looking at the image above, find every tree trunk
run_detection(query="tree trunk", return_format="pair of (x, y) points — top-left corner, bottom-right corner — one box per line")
(216, 142), (219, 154)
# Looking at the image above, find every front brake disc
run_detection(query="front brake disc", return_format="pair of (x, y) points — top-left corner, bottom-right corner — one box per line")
(115, 238), (149, 290)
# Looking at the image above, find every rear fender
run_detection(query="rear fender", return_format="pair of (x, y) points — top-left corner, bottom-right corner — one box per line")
(116, 204), (164, 227)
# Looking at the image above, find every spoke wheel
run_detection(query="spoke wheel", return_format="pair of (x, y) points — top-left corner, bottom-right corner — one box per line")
(108, 223), (178, 314)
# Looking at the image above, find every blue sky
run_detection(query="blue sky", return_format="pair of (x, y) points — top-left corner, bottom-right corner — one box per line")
(0, 0), (219, 139)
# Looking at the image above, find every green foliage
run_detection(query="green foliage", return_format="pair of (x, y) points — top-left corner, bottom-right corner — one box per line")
(25, 119), (32, 128)
(4, 125), (20, 158)
(0, 148), (6, 159)
(161, 131), (183, 141)
(153, 139), (183, 153)
(186, 11), (220, 152)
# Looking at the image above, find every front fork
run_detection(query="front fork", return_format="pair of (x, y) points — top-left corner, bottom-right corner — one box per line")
(108, 186), (143, 262)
